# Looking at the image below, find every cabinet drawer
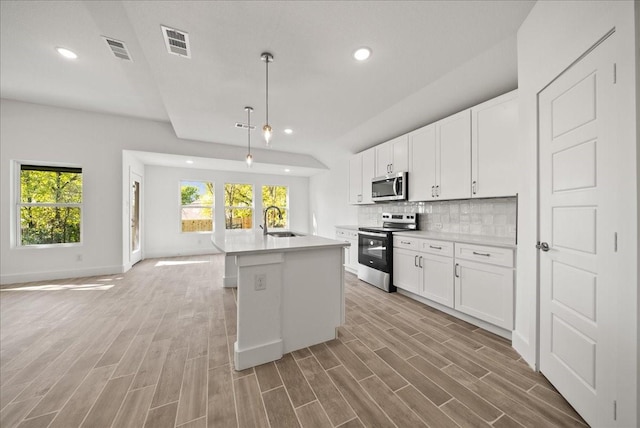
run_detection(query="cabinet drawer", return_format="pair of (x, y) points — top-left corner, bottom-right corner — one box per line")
(393, 236), (421, 250)
(419, 239), (453, 257)
(455, 243), (514, 268)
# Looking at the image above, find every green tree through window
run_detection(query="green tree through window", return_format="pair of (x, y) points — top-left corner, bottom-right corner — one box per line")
(180, 181), (214, 232)
(225, 183), (253, 229)
(19, 164), (82, 245)
(262, 185), (288, 229)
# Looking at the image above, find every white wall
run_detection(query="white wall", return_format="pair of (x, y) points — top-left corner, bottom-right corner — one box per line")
(0, 99), (318, 284)
(144, 165), (309, 258)
(515, 1), (638, 425)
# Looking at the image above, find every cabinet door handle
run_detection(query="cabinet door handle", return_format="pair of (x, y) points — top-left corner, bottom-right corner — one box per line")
(472, 251), (491, 257)
(400, 240), (411, 244)
(472, 180), (477, 195)
(431, 186), (435, 197)
(429, 245), (442, 250)
(436, 185), (440, 197)
(418, 256), (423, 268)
(455, 263), (460, 278)
(414, 255), (419, 267)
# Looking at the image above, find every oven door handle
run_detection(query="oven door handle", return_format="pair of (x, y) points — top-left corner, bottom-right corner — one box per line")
(359, 231), (387, 238)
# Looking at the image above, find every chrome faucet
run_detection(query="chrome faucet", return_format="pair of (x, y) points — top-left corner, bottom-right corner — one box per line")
(263, 205), (283, 235)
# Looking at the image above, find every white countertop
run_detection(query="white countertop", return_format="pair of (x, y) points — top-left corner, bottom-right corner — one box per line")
(212, 230), (349, 256)
(393, 230), (516, 248)
(335, 225), (359, 231)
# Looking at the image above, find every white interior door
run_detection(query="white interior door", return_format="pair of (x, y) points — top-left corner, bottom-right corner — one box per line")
(539, 33), (617, 426)
(130, 171), (142, 265)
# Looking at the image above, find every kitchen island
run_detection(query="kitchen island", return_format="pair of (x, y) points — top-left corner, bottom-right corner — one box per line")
(212, 231), (349, 370)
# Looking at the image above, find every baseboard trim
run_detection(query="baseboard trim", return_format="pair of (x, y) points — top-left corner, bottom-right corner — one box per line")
(234, 339), (283, 371)
(1, 265), (125, 286)
(397, 288), (512, 340)
(144, 249), (221, 259)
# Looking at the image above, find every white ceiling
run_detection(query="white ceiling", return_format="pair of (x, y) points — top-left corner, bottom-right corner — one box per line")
(0, 1), (535, 172)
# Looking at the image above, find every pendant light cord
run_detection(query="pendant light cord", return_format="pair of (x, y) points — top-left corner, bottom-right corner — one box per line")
(265, 58), (269, 125)
(247, 108), (251, 155)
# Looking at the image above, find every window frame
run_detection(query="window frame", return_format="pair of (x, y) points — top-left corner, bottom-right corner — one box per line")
(262, 184), (289, 230)
(224, 182), (255, 230)
(15, 161), (84, 248)
(179, 180), (215, 234)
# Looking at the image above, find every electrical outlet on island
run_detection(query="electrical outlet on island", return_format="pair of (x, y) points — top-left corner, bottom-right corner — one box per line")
(255, 273), (267, 291)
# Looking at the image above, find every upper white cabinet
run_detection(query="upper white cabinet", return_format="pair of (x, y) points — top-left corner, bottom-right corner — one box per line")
(375, 135), (409, 176)
(471, 90), (518, 198)
(348, 155), (362, 204)
(438, 109), (472, 200)
(409, 110), (471, 201)
(408, 123), (436, 201)
(348, 147), (376, 205)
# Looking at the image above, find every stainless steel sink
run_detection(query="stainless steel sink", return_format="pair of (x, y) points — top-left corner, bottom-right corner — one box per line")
(267, 231), (303, 238)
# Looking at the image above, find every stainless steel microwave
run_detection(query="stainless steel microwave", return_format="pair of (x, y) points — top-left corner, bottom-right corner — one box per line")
(371, 172), (407, 202)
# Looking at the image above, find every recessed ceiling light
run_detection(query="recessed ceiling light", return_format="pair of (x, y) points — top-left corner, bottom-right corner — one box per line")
(284, 128), (293, 135)
(284, 168), (291, 172)
(353, 47), (371, 61)
(56, 47), (78, 59)
(185, 160), (194, 164)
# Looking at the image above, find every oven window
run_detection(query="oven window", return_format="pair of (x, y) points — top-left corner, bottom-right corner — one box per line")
(360, 235), (387, 260)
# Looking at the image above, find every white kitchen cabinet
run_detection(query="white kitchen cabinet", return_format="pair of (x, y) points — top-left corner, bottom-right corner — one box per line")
(438, 109), (472, 200)
(393, 236), (454, 308)
(393, 247), (422, 295)
(408, 123), (437, 201)
(348, 155), (362, 204)
(421, 253), (454, 308)
(348, 147), (376, 205)
(336, 228), (359, 274)
(471, 90), (518, 198)
(454, 243), (514, 330)
(408, 110), (471, 201)
(375, 135), (409, 176)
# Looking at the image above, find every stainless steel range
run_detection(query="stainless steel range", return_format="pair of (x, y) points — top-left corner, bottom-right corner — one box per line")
(357, 213), (418, 292)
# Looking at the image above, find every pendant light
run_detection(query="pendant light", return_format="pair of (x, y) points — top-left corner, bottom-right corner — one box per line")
(245, 106), (253, 167)
(261, 52), (274, 145)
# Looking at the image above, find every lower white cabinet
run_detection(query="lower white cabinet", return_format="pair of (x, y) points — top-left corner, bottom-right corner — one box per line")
(393, 235), (515, 331)
(336, 228), (359, 274)
(421, 253), (454, 308)
(393, 237), (454, 308)
(454, 259), (514, 330)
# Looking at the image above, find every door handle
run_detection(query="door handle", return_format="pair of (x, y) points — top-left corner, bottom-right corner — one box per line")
(536, 242), (550, 252)
(454, 263), (460, 278)
(435, 185), (440, 197)
(418, 256), (423, 268)
(429, 245), (442, 250)
(472, 180), (477, 195)
(431, 186), (435, 197)
(414, 255), (419, 267)
(393, 178), (400, 196)
(472, 251), (491, 257)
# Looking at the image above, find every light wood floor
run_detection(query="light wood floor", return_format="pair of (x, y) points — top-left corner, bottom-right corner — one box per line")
(0, 254), (587, 428)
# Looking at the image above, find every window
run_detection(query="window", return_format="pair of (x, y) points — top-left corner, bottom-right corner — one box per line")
(224, 183), (253, 229)
(181, 181), (214, 232)
(262, 185), (288, 229)
(18, 164), (82, 246)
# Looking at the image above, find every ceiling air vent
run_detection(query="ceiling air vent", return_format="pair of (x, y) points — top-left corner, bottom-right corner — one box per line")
(102, 37), (132, 61)
(161, 25), (191, 58)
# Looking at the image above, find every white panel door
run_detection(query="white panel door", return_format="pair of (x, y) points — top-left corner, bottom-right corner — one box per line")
(130, 171), (142, 265)
(390, 135), (409, 173)
(375, 141), (392, 176)
(438, 109), (471, 200)
(408, 123), (437, 201)
(420, 253), (454, 308)
(471, 90), (518, 198)
(539, 33), (617, 427)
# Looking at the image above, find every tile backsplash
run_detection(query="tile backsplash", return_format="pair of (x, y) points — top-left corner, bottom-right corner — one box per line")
(358, 197), (517, 239)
